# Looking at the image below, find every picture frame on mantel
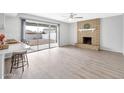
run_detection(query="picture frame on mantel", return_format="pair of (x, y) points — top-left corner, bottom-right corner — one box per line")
(84, 23), (91, 29)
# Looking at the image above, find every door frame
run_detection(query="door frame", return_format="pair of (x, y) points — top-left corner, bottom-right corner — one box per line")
(21, 19), (60, 52)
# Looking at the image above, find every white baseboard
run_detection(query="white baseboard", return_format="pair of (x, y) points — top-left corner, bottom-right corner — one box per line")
(100, 47), (122, 53)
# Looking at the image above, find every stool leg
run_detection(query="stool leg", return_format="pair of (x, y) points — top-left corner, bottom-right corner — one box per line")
(26, 55), (29, 67)
(21, 55), (24, 72)
(18, 54), (21, 68)
(14, 55), (16, 66)
(10, 64), (13, 73)
(10, 58), (14, 73)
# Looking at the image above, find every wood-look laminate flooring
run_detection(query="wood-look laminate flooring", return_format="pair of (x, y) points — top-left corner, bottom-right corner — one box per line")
(4, 46), (124, 79)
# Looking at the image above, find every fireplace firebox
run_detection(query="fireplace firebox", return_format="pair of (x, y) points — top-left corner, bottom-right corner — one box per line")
(83, 37), (92, 45)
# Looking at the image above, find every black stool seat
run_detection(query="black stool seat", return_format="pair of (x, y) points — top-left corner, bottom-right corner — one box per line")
(10, 50), (29, 73)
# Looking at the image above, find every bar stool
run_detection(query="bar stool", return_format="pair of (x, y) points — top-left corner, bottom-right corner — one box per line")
(10, 50), (29, 73)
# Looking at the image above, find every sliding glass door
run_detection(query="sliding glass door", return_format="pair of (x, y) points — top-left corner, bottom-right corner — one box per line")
(22, 20), (59, 52)
(35, 23), (50, 50)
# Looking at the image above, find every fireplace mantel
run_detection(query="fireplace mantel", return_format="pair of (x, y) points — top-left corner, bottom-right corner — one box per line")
(79, 28), (95, 32)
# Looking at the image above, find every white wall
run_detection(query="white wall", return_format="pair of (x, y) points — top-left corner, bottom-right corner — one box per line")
(69, 23), (77, 45)
(0, 13), (5, 34)
(69, 15), (123, 53)
(100, 15), (123, 53)
(4, 15), (21, 40)
(59, 23), (70, 46)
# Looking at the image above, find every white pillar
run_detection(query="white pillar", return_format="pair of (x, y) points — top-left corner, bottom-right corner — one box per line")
(0, 54), (5, 79)
(0, 13), (5, 79)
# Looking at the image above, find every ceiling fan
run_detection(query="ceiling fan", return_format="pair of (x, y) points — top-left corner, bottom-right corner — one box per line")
(63, 13), (83, 22)
(69, 13), (83, 19)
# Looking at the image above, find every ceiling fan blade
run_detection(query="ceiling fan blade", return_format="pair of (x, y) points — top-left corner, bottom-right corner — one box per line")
(74, 17), (83, 18)
(62, 15), (69, 17)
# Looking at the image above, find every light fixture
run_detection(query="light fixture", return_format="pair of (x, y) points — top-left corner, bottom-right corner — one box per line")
(63, 13), (83, 22)
(68, 18), (76, 22)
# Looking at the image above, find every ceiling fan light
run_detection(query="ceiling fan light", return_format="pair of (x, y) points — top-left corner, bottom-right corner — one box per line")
(68, 18), (76, 22)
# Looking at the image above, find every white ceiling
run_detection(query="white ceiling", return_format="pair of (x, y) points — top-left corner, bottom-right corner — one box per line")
(30, 13), (122, 23)
(5, 13), (18, 17)
(5, 13), (123, 23)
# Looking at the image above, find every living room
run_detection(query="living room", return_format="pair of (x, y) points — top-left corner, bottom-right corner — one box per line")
(0, 13), (124, 79)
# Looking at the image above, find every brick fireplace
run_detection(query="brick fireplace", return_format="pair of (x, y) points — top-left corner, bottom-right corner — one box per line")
(76, 18), (100, 50)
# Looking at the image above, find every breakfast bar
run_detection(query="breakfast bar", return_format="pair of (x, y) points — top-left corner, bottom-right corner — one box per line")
(0, 43), (30, 79)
